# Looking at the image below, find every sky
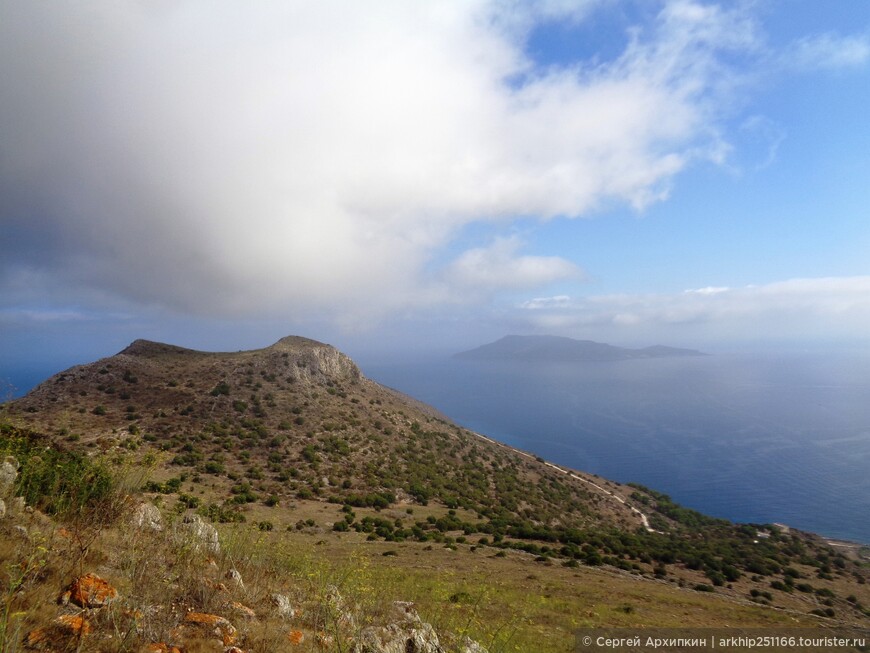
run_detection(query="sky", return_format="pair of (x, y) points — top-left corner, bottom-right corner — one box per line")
(2, 0), (870, 393)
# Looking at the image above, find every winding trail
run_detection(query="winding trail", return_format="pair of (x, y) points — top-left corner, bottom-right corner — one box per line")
(468, 430), (658, 533)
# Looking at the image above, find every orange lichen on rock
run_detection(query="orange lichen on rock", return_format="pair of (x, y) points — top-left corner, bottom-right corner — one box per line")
(63, 573), (118, 608)
(144, 643), (182, 653)
(26, 614), (91, 649)
(287, 629), (305, 645)
(182, 612), (237, 646)
(224, 600), (256, 619)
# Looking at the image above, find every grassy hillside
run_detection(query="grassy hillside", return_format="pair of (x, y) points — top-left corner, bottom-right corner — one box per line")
(1, 337), (868, 651)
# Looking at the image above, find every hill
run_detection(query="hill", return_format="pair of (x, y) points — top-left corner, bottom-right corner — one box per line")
(455, 335), (706, 361)
(1, 336), (868, 651)
(9, 336), (641, 532)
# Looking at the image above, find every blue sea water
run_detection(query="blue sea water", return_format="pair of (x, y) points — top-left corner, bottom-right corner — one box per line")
(362, 352), (870, 544)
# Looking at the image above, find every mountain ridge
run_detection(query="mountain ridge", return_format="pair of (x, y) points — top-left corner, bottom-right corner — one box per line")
(9, 335), (644, 533)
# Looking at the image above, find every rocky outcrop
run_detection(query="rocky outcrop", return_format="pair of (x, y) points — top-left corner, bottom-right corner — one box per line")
(354, 621), (442, 653)
(131, 502), (163, 531)
(270, 336), (362, 383)
(178, 514), (220, 553)
(346, 600), (490, 653)
(0, 456), (19, 496)
(305, 345), (361, 382)
(60, 573), (118, 608)
(352, 602), (445, 653)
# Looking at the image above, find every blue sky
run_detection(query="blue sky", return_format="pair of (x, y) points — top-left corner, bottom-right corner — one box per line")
(2, 0), (870, 392)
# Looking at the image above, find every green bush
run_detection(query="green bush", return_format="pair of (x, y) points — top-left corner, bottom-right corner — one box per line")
(178, 493), (201, 509)
(198, 502), (246, 523)
(0, 424), (115, 519)
(204, 461), (225, 474)
(210, 382), (230, 396)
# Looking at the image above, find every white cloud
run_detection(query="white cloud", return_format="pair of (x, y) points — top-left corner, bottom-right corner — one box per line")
(684, 286), (730, 295)
(517, 277), (870, 341)
(0, 1), (759, 322)
(445, 237), (582, 291)
(520, 295), (573, 309)
(787, 32), (870, 71)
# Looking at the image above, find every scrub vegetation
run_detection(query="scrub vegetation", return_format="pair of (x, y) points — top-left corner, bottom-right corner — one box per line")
(1, 337), (867, 651)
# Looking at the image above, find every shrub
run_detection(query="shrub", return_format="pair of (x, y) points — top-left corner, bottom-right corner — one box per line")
(198, 502), (246, 523)
(1, 425), (116, 520)
(210, 382), (230, 396)
(204, 461), (225, 475)
(449, 591), (473, 604)
(178, 493), (200, 509)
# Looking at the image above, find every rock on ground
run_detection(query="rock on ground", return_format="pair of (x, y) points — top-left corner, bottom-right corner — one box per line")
(178, 514), (220, 554)
(352, 602), (445, 653)
(0, 456), (18, 496)
(61, 572), (119, 608)
(176, 612), (237, 647)
(271, 593), (297, 620)
(131, 502), (163, 532)
(26, 614), (91, 650)
(226, 568), (245, 591)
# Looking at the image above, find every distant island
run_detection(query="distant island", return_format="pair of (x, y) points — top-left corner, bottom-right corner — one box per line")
(454, 334), (706, 362)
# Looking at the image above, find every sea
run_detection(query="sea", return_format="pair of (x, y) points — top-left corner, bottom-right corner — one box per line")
(361, 351), (870, 544)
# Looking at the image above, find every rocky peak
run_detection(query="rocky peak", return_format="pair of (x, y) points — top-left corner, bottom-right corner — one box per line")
(266, 336), (362, 382)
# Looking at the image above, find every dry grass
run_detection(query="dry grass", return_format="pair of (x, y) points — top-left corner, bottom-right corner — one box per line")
(0, 489), (866, 653)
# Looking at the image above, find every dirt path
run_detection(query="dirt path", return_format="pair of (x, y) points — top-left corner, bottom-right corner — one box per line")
(469, 430), (657, 533)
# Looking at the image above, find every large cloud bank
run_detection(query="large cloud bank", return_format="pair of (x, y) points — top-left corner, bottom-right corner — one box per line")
(1, 0), (758, 320)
